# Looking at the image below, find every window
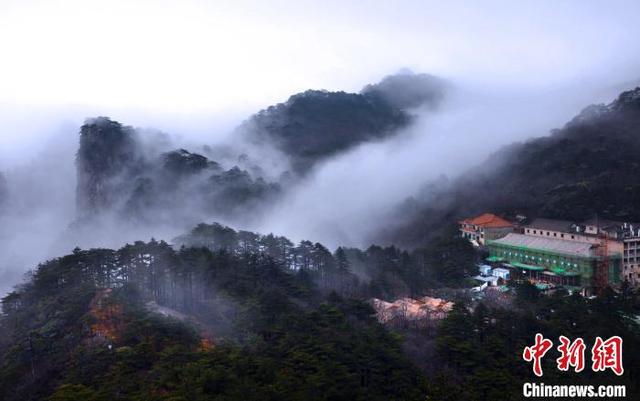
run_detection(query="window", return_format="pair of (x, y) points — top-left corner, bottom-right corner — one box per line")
(547, 232), (550, 236)
(553, 233), (557, 237)
(571, 235), (575, 239)
(561, 234), (565, 238)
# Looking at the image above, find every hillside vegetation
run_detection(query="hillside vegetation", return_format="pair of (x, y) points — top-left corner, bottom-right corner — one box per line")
(2, 223), (639, 400)
(384, 87), (640, 247)
(0, 223), (476, 401)
(240, 72), (446, 174)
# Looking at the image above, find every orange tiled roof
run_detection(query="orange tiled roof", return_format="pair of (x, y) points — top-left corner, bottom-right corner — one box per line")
(461, 213), (513, 228)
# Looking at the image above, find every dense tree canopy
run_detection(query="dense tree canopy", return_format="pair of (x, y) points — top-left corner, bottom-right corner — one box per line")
(241, 89), (410, 174)
(0, 223), (476, 400)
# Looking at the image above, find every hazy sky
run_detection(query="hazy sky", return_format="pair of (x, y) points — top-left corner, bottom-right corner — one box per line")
(1, 0), (640, 162)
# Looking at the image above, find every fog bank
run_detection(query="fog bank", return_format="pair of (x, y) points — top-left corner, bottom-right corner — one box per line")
(251, 82), (635, 248)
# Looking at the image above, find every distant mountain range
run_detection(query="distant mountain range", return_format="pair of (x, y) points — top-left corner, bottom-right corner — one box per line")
(75, 117), (280, 224)
(2, 74), (640, 401)
(380, 87), (640, 247)
(239, 73), (447, 173)
(5, 73), (639, 252)
(73, 72), (448, 227)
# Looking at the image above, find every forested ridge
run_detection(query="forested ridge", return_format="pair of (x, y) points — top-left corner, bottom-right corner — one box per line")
(67, 72), (446, 236)
(2, 222), (639, 400)
(240, 72), (446, 174)
(0, 223), (475, 400)
(3, 84), (640, 401)
(383, 87), (640, 247)
(75, 117), (280, 224)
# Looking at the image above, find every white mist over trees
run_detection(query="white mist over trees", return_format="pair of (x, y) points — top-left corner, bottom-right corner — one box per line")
(0, 71), (636, 296)
(0, 72), (442, 294)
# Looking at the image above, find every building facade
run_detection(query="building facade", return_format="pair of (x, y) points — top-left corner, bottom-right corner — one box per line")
(523, 218), (624, 253)
(524, 218), (593, 242)
(464, 214), (635, 288)
(459, 213), (514, 246)
(623, 237), (640, 286)
(486, 233), (621, 288)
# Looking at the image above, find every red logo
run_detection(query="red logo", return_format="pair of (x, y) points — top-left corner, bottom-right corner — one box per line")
(523, 335), (623, 377)
(523, 333), (554, 377)
(591, 336), (624, 376)
(556, 336), (586, 373)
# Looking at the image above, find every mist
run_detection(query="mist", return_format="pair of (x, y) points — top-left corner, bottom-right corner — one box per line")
(2, 1), (640, 295)
(250, 80), (637, 248)
(0, 107), (251, 296)
(0, 76), (638, 297)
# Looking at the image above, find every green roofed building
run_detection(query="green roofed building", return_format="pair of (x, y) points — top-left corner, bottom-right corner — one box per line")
(486, 233), (621, 288)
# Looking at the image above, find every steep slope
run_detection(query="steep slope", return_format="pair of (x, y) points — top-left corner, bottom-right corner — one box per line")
(361, 71), (447, 110)
(238, 72), (447, 174)
(73, 72), (446, 232)
(381, 87), (640, 247)
(2, 227), (638, 400)
(75, 118), (279, 225)
(0, 226), (429, 401)
(76, 117), (142, 217)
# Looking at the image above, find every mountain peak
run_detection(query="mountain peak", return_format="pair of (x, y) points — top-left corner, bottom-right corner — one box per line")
(568, 86), (640, 127)
(361, 71), (449, 110)
(612, 86), (640, 111)
(162, 149), (220, 176)
(76, 117), (141, 216)
(240, 73), (448, 175)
